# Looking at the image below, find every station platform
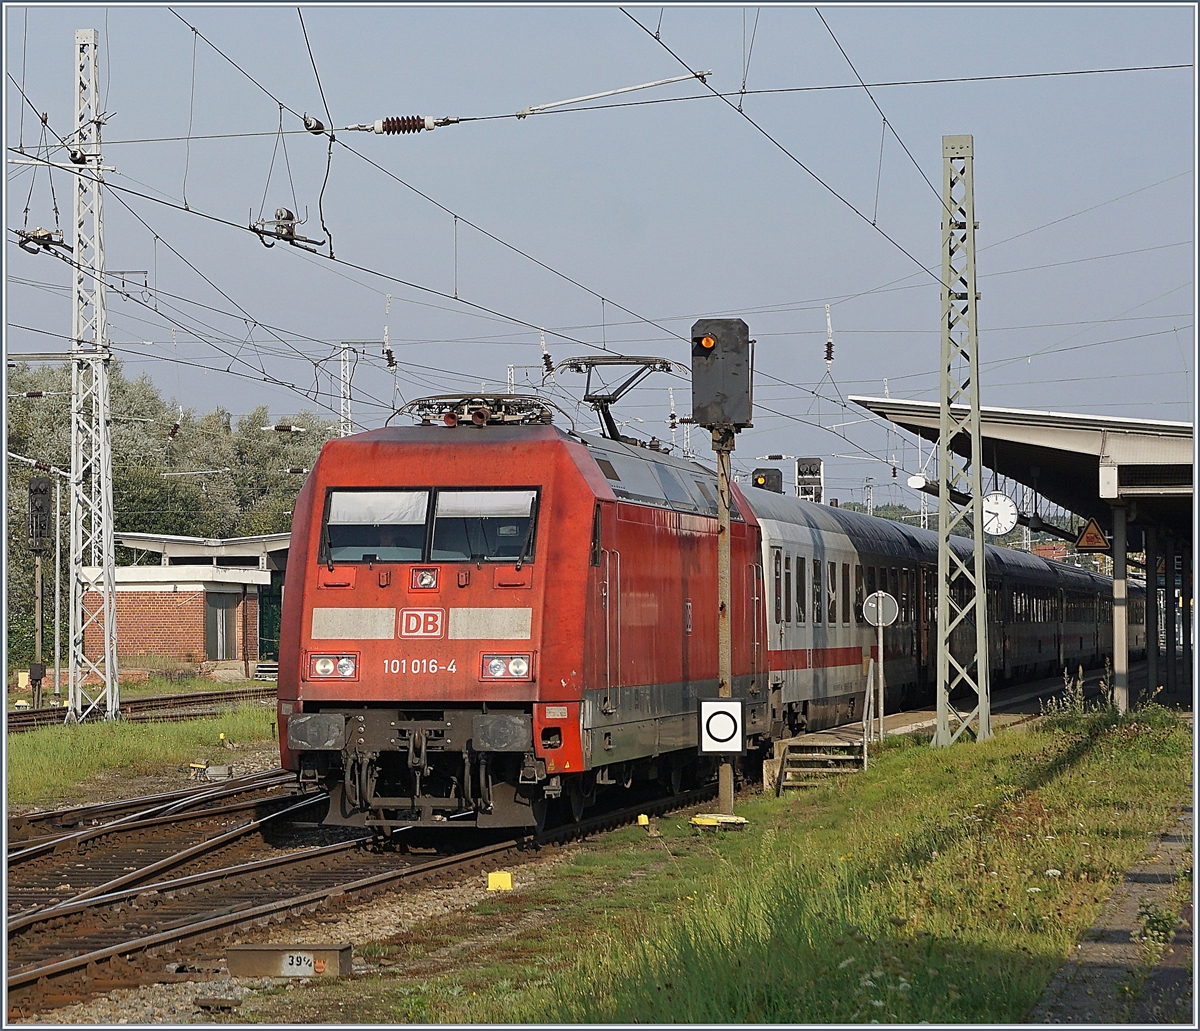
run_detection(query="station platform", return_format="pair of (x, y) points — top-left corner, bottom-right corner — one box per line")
(784, 658), (1189, 754)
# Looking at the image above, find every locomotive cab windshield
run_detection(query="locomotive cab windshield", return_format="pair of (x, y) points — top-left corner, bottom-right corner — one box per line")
(319, 486), (539, 565)
(432, 489), (538, 563)
(323, 489), (428, 563)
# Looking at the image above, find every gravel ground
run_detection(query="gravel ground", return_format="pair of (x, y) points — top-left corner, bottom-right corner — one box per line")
(14, 845), (578, 1025)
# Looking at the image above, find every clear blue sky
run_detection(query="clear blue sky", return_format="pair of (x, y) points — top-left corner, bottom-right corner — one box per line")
(5, 4), (1195, 509)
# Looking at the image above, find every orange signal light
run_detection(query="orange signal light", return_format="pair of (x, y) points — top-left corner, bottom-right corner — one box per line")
(700, 335), (717, 349)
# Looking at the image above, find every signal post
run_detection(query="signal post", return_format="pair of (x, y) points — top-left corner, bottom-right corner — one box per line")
(691, 318), (753, 816)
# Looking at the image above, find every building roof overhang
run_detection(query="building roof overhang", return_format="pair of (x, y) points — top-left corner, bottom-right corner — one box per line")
(115, 532), (291, 569)
(849, 397), (1193, 539)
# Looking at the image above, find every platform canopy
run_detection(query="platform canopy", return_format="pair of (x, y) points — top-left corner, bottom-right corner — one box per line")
(849, 397), (1193, 539)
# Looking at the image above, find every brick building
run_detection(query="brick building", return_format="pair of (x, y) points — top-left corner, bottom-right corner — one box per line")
(84, 532), (289, 670)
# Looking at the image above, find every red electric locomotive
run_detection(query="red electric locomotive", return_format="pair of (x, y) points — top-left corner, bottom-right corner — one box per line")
(278, 396), (764, 831)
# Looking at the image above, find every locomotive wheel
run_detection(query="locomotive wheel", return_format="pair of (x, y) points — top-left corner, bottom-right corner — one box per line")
(568, 777), (586, 822)
(668, 763), (683, 796)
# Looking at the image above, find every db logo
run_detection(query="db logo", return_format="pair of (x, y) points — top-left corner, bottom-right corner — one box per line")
(399, 608), (444, 638)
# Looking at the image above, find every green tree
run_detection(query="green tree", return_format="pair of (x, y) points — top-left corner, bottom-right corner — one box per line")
(6, 361), (334, 670)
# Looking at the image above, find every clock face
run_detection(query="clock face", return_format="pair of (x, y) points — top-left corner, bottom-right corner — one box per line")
(982, 492), (1019, 536)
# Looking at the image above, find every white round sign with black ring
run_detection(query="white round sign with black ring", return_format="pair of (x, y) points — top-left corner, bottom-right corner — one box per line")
(698, 699), (745, 754)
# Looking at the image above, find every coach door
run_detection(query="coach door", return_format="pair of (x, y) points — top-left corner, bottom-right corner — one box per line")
(588, 502), (620, 706)
(917, 563), (934, 685)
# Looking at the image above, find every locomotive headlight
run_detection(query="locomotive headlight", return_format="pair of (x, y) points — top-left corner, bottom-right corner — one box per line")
(308, 653), (360, 679)
(481, 653), (533, 680)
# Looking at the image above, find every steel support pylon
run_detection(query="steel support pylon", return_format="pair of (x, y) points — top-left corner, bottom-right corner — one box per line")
(67, 28), (119, 722)
(339, 342), (353, 436)
(933, 134), (991, 747)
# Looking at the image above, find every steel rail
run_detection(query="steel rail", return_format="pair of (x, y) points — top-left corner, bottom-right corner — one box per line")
(7, 772), (292, 863)
(8, 835), (373, 934)
(9, 768), (288, 831)
(9, 797), (277, 853)
(17, 795), (328, 919)
(6, 783), (716, 991)
(5, 685), (276, 732)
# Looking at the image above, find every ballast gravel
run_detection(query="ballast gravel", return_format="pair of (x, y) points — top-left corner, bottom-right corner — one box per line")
(14, 846), (578, 1025)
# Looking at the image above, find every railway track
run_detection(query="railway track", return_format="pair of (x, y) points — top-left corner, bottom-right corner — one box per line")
(5, 782), (716, 1014)
(4, 685), (277, 733)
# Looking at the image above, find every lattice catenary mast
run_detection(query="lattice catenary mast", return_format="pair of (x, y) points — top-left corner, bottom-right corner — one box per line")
(339, 342), (354, 437)
(68, 28), (119, 721)
(933, 134), (991, 746)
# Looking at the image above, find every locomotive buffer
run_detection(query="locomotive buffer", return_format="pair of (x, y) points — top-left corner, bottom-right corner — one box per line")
(691, 318), (753, 817)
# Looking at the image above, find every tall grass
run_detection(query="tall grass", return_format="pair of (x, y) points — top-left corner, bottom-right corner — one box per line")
(6, 703), (276, 804)
(547, 704), (1189, 1024)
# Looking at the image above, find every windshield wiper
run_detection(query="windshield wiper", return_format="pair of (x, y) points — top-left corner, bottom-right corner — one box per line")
(515, 505), (537, 571)
(322, 522), (334, 571)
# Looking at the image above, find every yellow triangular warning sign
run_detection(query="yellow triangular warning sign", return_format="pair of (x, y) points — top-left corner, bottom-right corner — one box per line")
(1075, 517), (1110, 552)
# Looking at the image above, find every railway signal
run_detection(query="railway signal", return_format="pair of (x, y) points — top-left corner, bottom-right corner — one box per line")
(691, 318), (754, 817)
(751, 468), (783, 493)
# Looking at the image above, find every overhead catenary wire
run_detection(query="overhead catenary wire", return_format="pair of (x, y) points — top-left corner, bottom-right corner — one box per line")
(814, 7), (946, 211)
(182, 27), (198, 210)
(9, 153), (667, 362)
(620, 8), (946, 289)
(297, 7), (336, 257)
(738, 8), (761, 112)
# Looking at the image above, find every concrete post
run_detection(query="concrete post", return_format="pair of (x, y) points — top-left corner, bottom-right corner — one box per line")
(1165, 535), (1177, 695)
(1111, 505), (1128, 713)
(1145, 526), (1158, 695)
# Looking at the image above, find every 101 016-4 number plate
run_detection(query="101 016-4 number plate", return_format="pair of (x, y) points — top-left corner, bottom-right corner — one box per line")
(382, 657), (457, 674)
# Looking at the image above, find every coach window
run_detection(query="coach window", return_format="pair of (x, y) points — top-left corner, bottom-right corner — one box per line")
(867, 566), (877, 597)
(796, 557), (806, 623)
(841, 563), (851, 624)
(812, 560), (823, 625)
(828, 562), (838, 625)
(323, 489), (429, 563)
(901, 568), (911, 623)
(854, 565), (865, 624)
(773, 549), (782, 625)
(785, 555), (793, 623)
(890, 568), (900, 608)
(431, 489), (538, 562)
